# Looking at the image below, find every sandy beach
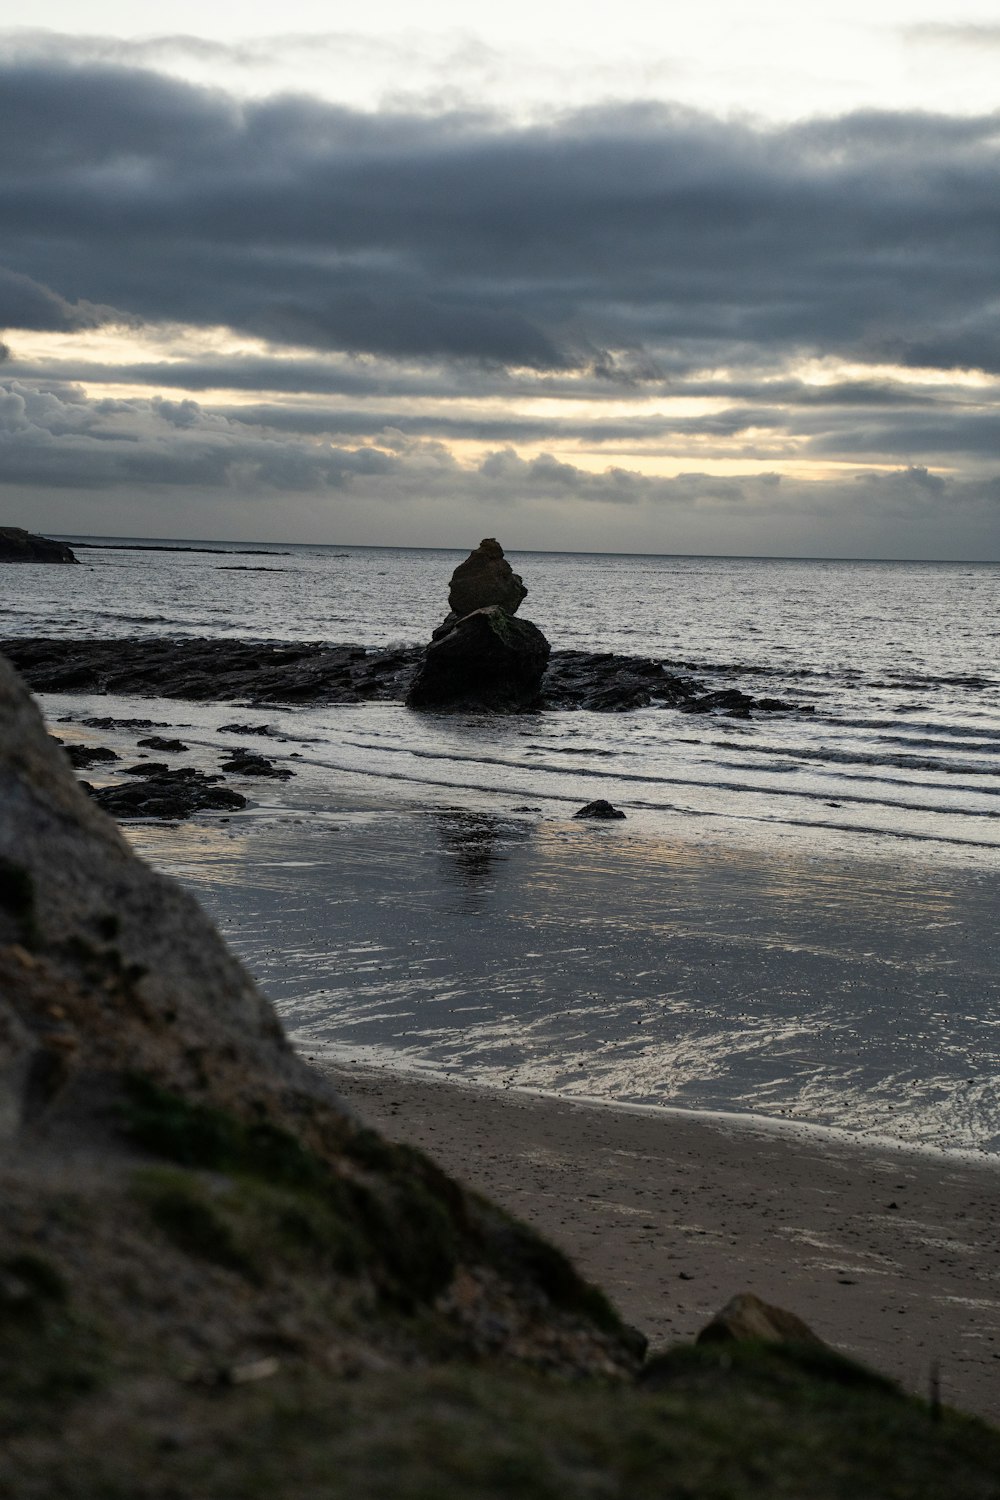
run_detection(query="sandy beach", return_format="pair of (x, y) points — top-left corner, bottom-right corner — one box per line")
(324, 1059), (1000, 1422)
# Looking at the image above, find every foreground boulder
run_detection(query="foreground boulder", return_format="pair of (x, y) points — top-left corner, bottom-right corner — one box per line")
(0, 651), (642, 1429)
(408, 542), (551, 710)
(0, 526), (78, 564)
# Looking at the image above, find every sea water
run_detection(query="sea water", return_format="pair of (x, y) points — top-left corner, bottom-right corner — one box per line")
(3, 540), (999, 1148)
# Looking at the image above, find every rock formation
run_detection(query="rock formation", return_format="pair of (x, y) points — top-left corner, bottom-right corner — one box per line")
(448, 537), (528, 619)
(573, 799), (626, 820)
(1, 636), (815, 718)
(696, 1293), (825, 1347)
(0, 526), (78, 564)
(0, 652), (640, 1440)
(91, 763), (249, 818)
(407, 541), (551, 710)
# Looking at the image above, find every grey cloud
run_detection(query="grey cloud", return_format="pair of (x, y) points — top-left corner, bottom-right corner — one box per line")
(6, 345), (979, 416)
(1, 354), (474, 400)
(903, 25), (1000, 48)
(0, 380), (402, 491)
(0, 267), (124, 332)
(211, 400), (787, 446)
(2, 377), (997, 559)
(804, 409), (1000, 460)
(4, 56), (1000, 375)
(8, 349), (999, 470)
(0, 26), (470, 75)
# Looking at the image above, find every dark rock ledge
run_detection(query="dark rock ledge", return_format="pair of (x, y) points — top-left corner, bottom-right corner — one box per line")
(0, 527), (78, 564)
(0, 637), (812, 717)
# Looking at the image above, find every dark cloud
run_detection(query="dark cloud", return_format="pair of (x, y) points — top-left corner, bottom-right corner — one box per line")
(0, 380), (401, 491)
(3, 55), (1000, 375)
(0, 267), (124, 332)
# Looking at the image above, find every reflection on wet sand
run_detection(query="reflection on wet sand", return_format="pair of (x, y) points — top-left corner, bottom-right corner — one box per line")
(435, 810), (529, 910)
(127, 798), (1000, 1155)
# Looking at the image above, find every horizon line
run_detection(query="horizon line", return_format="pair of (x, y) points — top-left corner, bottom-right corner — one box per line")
(49, 531), (999, 567)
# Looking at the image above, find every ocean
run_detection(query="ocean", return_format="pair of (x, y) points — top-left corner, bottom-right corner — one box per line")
(4, 539), (999, 1150)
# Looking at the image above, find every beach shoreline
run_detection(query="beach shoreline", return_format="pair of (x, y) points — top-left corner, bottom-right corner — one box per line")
(21, 667), (1000, 1423)
(320, 1056), (1000, 1422)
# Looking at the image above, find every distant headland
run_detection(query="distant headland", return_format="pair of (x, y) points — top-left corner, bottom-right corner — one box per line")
(0, 526), (78, 564)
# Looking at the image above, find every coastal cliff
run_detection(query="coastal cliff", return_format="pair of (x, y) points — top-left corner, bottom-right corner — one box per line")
(1, 649), (996, 1497)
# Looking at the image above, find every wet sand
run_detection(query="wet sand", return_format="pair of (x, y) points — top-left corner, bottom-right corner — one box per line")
(323, 1060), (1000, 1423)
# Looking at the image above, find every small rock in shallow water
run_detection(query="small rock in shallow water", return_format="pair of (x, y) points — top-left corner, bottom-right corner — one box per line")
(219, 748), (294, 779)
(137, 735), (189, 752)
(573, 799), (626, 820)
(80, 715), (161, 730)
(92, 768), (247, 819)
(64, 744), (120, 769)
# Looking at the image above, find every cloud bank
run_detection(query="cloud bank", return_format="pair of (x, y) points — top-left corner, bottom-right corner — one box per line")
(1, 45), (999, 556)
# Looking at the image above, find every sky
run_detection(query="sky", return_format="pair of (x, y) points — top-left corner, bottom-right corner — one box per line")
(3, 3), (1000, 556)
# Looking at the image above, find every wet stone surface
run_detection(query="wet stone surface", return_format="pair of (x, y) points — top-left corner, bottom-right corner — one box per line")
(3, 637), (811, 717)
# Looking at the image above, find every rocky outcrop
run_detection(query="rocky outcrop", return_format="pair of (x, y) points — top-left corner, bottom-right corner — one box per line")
(90, 764), (249, 818)
(541, 651), (813, 715)
(0, 526), (78, 564)
(219, 747), (295, 779)
(1, 637), (814, 718)
(0, 649), (640, 1404)
(448, 538), (527, 619)
(408, 543), (551, 710)
(697, 1293), (825, 1347)
(1, 636), (423, 704)
(407, 605), (551, 710)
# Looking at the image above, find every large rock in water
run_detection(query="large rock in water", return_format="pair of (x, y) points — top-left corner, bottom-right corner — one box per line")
(408, 541), (550, 710)
(0, 526), (78, 564)
(448, 537), (527, 618)
(407, 604), (551, 710)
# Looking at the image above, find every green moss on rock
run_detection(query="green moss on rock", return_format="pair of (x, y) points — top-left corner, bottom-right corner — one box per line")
(134, 1170), (257, 1279)
(122, 1078), (459, 1305)
(0, 1254), (103, 1430)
